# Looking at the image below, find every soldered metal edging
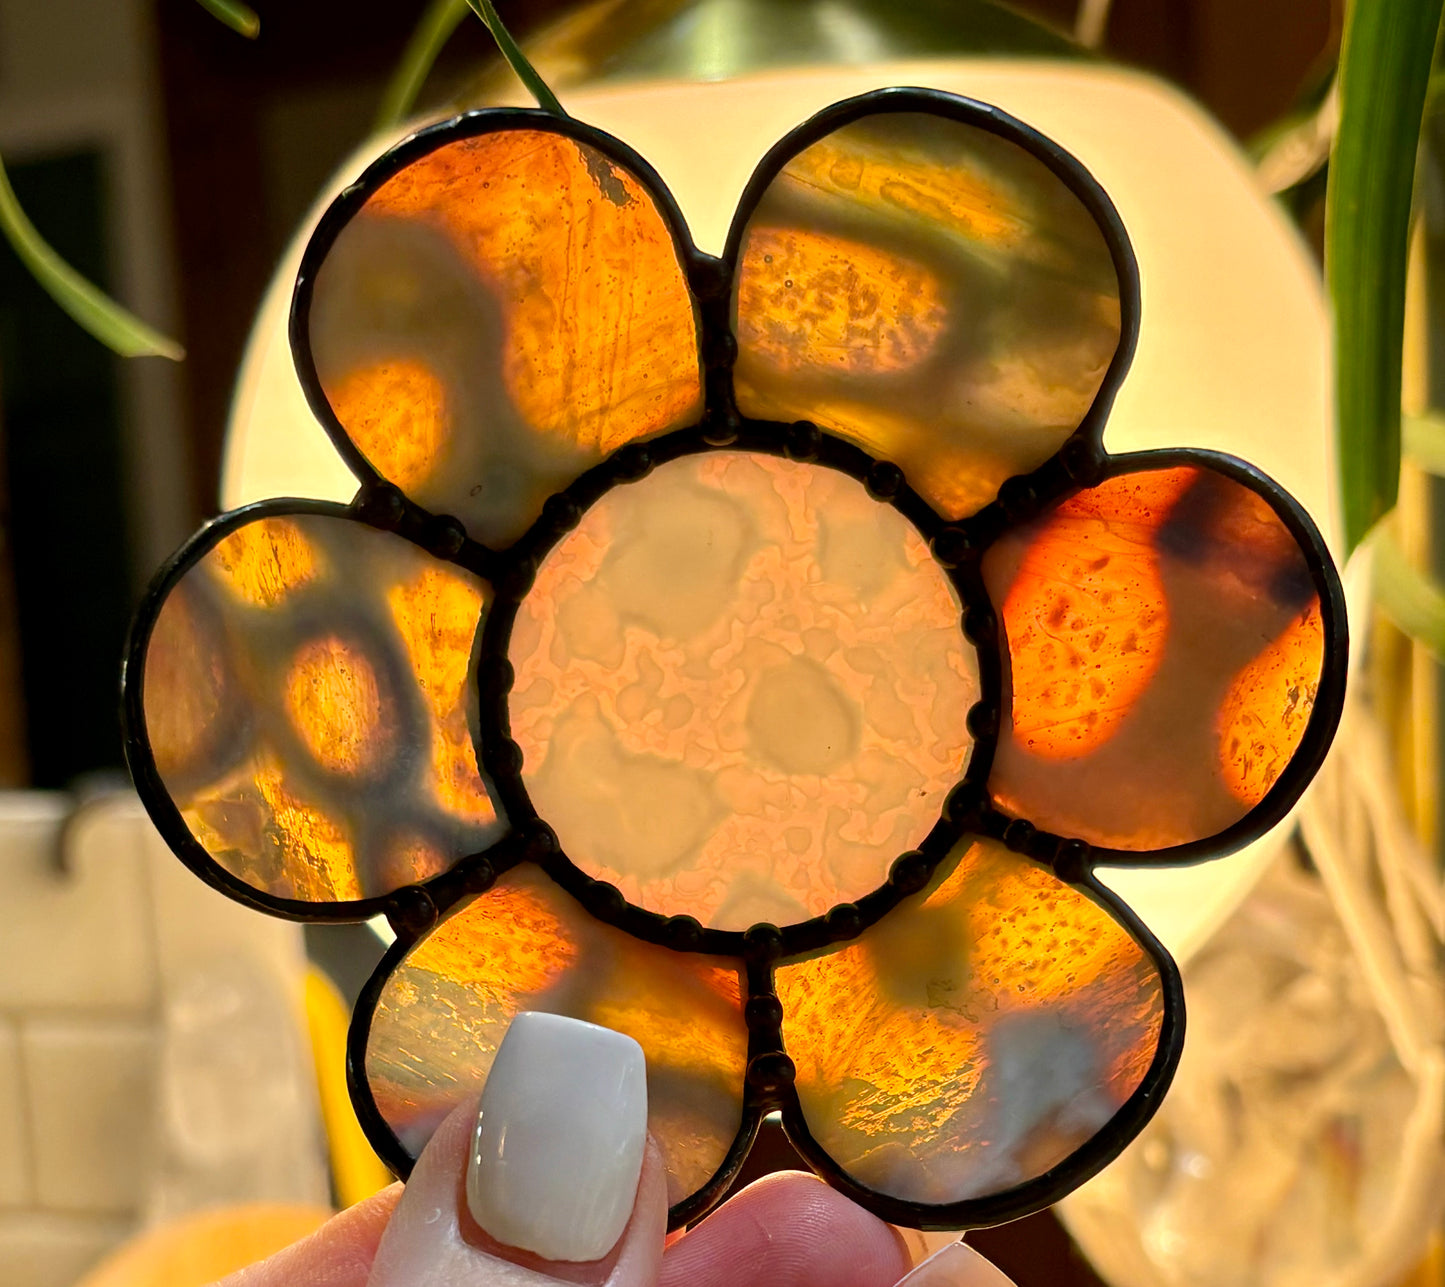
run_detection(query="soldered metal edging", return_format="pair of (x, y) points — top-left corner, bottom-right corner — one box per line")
(121, 84), (1347, 1234)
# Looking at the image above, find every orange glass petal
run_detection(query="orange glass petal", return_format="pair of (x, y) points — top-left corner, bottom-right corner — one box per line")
(409, 875), (576, 998)
(310, 128), (703, 545)
(985, 466), (1325, 850)
(1000, 469), (1193, 759)
(143, 585), (229, 779)
(327, 358), (450, 494)
(387, 568), (493, 824)
(141, 512), (503, 901)
(365, 864), (748, 1208)
(1217, 601), (1325, 807)
(251, 754), (363, 901)
(776, 837), (1165, 1205)
(736, 228), (947, 377)
(209, 517), (320, 608)
(509, 452), (977, 930)
(284, 636), (394, 777)
(734, 112), (1120, 521)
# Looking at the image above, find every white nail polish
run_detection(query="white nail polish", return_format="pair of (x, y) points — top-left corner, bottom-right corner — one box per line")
(466, 1011), (647, 1263)
(896, 1241), (1019, 1286)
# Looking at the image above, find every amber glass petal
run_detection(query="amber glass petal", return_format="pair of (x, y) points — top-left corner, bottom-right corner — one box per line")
(775, 837), (1168, 1208)
(134, 507), (503, 904)
(983, 461), (1333, 853)
(731, 107), (1123, 520)
(508, 452), (978, 930)
(303, 122), (704, 546)
(363, 863), (748, 1209)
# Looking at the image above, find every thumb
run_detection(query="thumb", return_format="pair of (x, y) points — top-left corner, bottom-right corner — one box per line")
(368, 1013), (666, 1286)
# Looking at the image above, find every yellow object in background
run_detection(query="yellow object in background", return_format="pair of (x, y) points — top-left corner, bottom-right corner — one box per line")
(305, 965), (396, 1209)
(73, 1204), (331, 1287)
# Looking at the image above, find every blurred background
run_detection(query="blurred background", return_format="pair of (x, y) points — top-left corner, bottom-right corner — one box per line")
(12, 3), (1438, 1287)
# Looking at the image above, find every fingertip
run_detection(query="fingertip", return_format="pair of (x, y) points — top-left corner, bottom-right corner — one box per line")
(661, 1170), (912, 1287)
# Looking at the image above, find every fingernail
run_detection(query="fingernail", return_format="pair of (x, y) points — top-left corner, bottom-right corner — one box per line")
(893, 1227), (960, 1265)
(896, 1241), (1019, 1286)
(466, 1011), (648, 1263)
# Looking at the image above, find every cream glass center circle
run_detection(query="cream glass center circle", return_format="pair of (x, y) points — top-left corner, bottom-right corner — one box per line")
(507, 451), (979, 931)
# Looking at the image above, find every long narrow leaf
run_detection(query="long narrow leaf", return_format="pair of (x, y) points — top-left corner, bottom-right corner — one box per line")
(1327, 0), (1443, 553)
(195, 0), (259, 38)
(0, 155), (183, 361)
(1403, 412), (1445, 474)
(464, 0), (566, 117)
(376, 0), (470, 131)
(1375, 528), (1445, 659)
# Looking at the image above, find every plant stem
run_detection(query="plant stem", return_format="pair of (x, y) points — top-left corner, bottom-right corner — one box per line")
(195, 0), (260, 38)
(375, 0), (471, 130)
(464, 0), (566, 116)
(0, 155), (183, 361)
(1403, 412), (1445, 475)
(1374, 528), (1445, 660)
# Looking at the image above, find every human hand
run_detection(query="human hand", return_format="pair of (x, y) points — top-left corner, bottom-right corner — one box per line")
(212, 1013), (1017, 1287)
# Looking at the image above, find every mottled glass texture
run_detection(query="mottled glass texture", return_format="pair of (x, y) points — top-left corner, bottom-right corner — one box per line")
(983, 466), (1324, 851)
(508, 453), (978, 930)
(732, 112), (1121, 520)
(141, 513), (502, 900)
(308, 129), (704, 546)
(776, 837), (1164, 1205)
(365, 863), (748, 1207)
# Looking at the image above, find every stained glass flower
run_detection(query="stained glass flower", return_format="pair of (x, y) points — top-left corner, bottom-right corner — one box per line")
(122, 89), (1346, 1231)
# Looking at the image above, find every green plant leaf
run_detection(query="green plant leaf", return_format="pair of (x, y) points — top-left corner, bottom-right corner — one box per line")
(195, 0), (259, 38)
(1327, 0), (1444, 554)
(1374, 527), (1445, 659)
(376, 0), (470, 131)
(464, 0), (566, 116)
(0, 155), (183, 361)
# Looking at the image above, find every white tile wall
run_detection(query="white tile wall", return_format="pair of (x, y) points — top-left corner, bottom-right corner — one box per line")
(0, 796), (156, 1012)
(27, 1019), (157, 1213)
(0, 791), (326, 1287)
(0, 1213), (134, 1287)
